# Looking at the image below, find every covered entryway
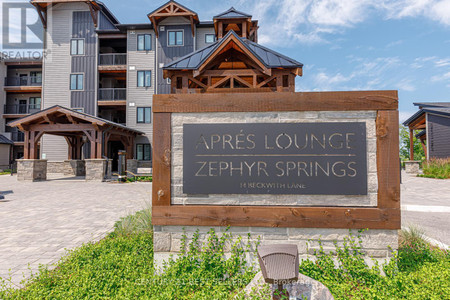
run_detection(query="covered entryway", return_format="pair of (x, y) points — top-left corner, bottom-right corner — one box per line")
(7, 105), (143, 181)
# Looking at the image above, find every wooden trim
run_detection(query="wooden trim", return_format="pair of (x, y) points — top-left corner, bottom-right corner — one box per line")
(154, 91), (399, 113)
(152, 113), (171, 207)
(376, 110), (400, 209)
(152, 206), (400, 229)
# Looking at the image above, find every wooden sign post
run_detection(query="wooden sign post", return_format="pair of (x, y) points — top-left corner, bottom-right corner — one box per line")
(152, 91), (400, 265)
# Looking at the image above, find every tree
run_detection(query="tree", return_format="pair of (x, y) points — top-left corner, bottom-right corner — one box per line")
(399, 125), (425, 161)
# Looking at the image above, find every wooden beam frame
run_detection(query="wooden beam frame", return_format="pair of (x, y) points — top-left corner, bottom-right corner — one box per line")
(152, 91), (400, 229)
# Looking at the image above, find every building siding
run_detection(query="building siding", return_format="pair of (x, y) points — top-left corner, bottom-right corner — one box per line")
(41, 3), (89, 161)
(127, 29), (156, 151)
(156, 24), (194, 94)
(196, 27), (215, 50)
(98, 11), (117, 30)
(71, 11), (97, 115)
(428, 113), (450, 159)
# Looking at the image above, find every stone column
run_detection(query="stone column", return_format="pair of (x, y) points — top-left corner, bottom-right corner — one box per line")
(64, 160), (86, 176)
(126, 159), (138, 175)
(85, 159), (112, 182)
(16, 159), (47, 181)
(405, 160), (421, 174)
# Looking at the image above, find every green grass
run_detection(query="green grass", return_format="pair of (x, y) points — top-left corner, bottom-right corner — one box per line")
(124, 176), (152, 183)
(0, 209), (257, 299)
(1, 217), (449, 299)
(419, 158), (450, 179)
(0, 169), (12, 175)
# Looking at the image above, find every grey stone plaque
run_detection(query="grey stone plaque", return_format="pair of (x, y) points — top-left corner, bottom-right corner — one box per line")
(183, 123), (367, 195)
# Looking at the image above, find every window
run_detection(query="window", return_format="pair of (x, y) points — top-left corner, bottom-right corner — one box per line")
(70, 74), (83, 90)
(30, 71), (42, 84)
(29, 97), (41, 109)
(168, 30), (183, 46)
(137, 34), (152, 51)
(137, 107), (151, 123)
(137, 70), (151, 87)
(137, 144), (151, 161)
(167, 77), (171, 84)
(205, 34), (215, 44)
(70, 39), (84, 55)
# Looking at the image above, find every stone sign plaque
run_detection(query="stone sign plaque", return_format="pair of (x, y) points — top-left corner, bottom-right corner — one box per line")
(183, 122), (367, 195)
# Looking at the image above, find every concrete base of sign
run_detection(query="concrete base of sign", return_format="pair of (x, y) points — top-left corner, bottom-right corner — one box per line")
(405, 161), (421, 174)
(153, 226), (398, 270)
(237, 271), (334, 300)
(64, 160), (85, 176)
(85, 159), (112, 182)
(17, 159), (47, 181)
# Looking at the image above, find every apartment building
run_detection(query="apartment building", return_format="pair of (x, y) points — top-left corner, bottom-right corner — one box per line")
(0, 58), (42, 164)
(1, 0), (301, 171)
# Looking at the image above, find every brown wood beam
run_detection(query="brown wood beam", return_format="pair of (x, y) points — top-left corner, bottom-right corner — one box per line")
(153, 90), (399, 113)
(152, 206), (401, 229)
(409, 128), (414, 160)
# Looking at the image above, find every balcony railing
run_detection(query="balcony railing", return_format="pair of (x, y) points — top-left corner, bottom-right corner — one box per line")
(4, 104), (41, 115)
(9, 131), (24, 142)
(98, 53), (127, 66)
(98, 88), (126, 101)
(4, 76), (42, 86)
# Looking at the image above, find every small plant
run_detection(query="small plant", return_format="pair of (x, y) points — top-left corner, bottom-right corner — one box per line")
(111, 206), (152, 237)
(0, 169), (12, 175)
(125, 175), (153, 183)
(419, 158), (450, 179)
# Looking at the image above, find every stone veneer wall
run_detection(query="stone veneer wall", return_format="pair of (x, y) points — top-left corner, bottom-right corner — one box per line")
(154, 110), (398, 268)
(171, 111), (378, 207)
(47, 161), (66, 173)
(153, 226), (398, 268)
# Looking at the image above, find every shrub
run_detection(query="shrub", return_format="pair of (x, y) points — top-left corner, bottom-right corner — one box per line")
(298, 229), (450, 299)
(125, 176), (152, 183)
(420, 158), (450, 179)
(111, 206), (152, 237)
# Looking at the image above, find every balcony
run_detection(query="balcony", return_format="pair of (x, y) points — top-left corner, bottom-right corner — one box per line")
(98, 88), (126, 106)
(9, 131), (24, 142)
(4, 104), (41, 116)
(4, 76), (42, 93)
(98, 54), (127, 72)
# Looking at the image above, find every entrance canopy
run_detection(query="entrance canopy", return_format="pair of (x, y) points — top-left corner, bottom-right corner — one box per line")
(8, 105), (143, 160)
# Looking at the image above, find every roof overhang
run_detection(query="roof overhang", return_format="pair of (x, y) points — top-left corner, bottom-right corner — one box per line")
(30, 0), (102, 28)
(8, 105), (144, 135)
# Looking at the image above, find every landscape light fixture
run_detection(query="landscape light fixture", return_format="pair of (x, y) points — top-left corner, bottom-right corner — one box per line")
(257, 244), (299, 300)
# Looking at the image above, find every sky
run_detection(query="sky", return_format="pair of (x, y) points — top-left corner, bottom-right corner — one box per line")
(103, 0), (450, 122)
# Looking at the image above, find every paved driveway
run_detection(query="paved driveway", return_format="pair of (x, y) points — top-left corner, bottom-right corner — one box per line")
(401, 171), (450, 246)
(0, 174), (150, 288)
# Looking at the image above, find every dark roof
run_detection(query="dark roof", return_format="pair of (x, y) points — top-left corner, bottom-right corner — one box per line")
(8, 105), (144, 135)
(214, 7), (251, 19)
(414, 102), (450, 108)
(403, 107), (450, 126)
(164, 30), (303, 70)
(0, 134), (13, 145)
(115, 23), (153, 31)
(415, 130), (426, 138)
(197, 21), (214, 27)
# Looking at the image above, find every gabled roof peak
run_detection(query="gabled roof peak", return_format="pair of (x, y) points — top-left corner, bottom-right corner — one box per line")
(214, 7), (252, 19)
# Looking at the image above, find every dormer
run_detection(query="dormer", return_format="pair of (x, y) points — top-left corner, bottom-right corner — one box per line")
(213, 7), (258, 42)
(148, 0), (199, 37)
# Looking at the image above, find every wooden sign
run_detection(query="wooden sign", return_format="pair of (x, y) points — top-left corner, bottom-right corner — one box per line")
(183, 122), (367, 195)
(152, 91), (400, 230)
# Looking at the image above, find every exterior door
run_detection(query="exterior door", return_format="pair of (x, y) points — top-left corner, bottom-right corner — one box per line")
(18, 100), (27, 114)
(19, 74), (27, 86)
